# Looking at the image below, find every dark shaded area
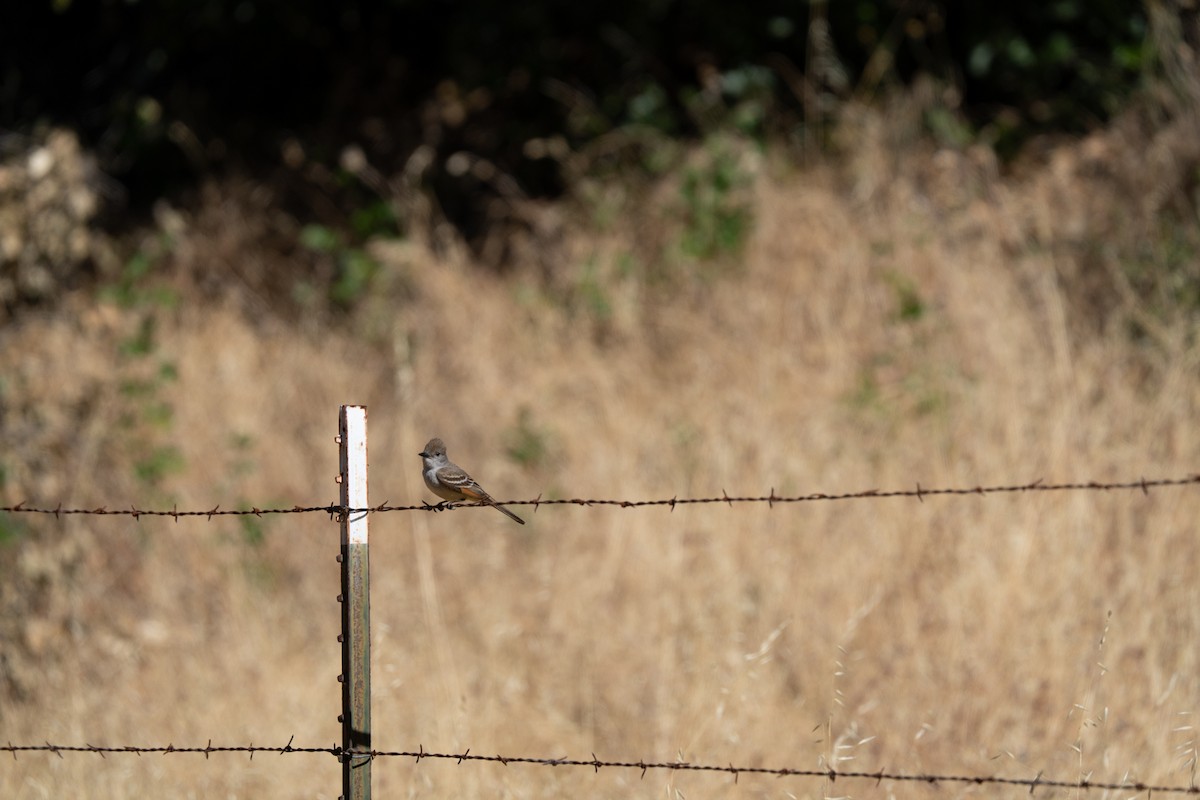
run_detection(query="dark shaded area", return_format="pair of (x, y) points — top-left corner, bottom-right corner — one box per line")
(0, 0), (1150, 255)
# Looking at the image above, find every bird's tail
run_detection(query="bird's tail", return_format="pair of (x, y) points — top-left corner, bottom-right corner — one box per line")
(489, 501), (525, 525)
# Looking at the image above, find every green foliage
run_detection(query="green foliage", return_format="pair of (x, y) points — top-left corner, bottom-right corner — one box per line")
(299, 224), (382, 309)
(298, 224), (338, 253)
(106, 255), (184, 490)
(102, 246), (179, 310)
(227, 433), (256, 478)
(6, 0), (1164, 307)
(954, 3), (1149, 154)
(848, 366), (884, 414)
(349, 200), (400, 240)
(683, 65), (776, 139)
(628, 83), (677, 135)
(505, 407), (551, 470)
(133, 445), (184, 487)
(120, 374), (183, 485)
(845, 268), (950, 425)
(886, 271), (926, 323)
(573, 257), (613, 322)
(0, 512), (29, 547)
(117, 357), (182, 492)
(201, 427), (276, 583)
(924, 107), (976, 149)
(106, 245), (182, 490)
(203, 432), (276, 583)
(333, 250), (382, 308)
(238, 514), (266, 548)
(678, 136), (755, 263)
(235, 508), (279, 589)
(614, 251), (641, 280)
(846, 354), (951, 424)
(12, 0), (1155, 195)
(0, 0), (1163, 347)
(118, 316), (158, 358)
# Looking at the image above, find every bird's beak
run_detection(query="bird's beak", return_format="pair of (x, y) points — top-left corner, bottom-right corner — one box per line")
(418, 451), (427, 458)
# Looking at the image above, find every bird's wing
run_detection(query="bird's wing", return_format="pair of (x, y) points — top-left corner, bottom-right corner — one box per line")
(436, 464), (491, 500)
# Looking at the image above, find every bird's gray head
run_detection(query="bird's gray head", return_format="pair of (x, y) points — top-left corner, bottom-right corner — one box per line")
(419, 438), (447, 459)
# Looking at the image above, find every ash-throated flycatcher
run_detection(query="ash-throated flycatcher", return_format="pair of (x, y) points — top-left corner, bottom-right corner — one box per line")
(419, 437), (525, 524)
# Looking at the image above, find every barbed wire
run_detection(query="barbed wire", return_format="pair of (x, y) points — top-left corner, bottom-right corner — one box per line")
(0, 501), (339, 520)
(4, 741), (1198, 794)
(1, 738), (329, 759)
(0, 473), (1196, 520)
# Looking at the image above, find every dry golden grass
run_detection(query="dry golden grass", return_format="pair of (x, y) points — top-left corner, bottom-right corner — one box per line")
(2, 105), (1199, 799)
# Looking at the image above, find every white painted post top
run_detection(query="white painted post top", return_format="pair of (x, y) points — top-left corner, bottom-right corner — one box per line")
(339, 405), (369, 545)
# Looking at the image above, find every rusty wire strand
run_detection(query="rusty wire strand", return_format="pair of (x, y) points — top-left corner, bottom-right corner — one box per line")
(3, 741), (1199, 794)
(0, 474), (1196, 520)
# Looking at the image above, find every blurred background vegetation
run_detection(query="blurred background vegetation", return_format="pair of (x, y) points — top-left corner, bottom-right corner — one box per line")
(1, 1), (1172, 286)
(1, 0), (1198, 359)
(3, 5), (1200, 796)
(4, 0), (1155, 179)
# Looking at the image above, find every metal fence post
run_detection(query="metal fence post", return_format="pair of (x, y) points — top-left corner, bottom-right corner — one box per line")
(338, 405), (371, 799)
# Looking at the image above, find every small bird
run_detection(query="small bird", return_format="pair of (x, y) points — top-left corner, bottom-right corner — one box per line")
(418, 437), (525, 524)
